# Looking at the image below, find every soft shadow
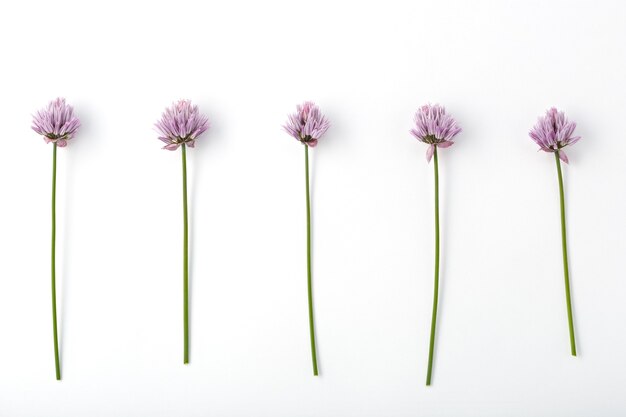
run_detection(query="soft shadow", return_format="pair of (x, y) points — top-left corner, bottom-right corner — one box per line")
(58, 102), (98, 369)
(561, 158), (581, 357)
(425, 150), (453, 385)
(187, 103), (225, 362)
(58, 145), (72, 368)
(307, 105), (344, 377)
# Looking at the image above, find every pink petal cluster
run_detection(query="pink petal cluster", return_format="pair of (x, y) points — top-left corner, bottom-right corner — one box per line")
(31, 98), (80, 147)
(155, 100), (209, 150)
(410, 104), (462, 162)
(529, 108), (581, 164)
(283, 101), (330, 147)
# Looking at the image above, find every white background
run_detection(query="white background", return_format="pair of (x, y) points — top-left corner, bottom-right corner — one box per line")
(0, 0), (625, 416)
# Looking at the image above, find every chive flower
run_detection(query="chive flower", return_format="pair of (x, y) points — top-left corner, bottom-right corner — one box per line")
(155, 99), (209, 364)
(283, 101), (330, 376)
(529, 107), (581, 164)
(410, 104), (461, 162)
(155, 99), (209, 150)
(529, 107), (581, 355)
(283, 101), (330, 148)
(31, 97), (81, 380)
(32, 98), (80, 147)
(410, 103), (461, 386)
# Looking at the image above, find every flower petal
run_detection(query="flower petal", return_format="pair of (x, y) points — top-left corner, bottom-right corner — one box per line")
(567, 136), (582, 146)
(426, 145), (435, 162)
(163, 143), (180, 151)
(558, 151), (569, 164)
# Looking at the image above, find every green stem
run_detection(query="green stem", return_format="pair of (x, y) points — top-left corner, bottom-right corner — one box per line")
(182, 143), (189, 364)
(426, 146), (440, 386)
(51, 143), (60, 380)
(305, 145), (318, 376)
(555, 152), (576, 356)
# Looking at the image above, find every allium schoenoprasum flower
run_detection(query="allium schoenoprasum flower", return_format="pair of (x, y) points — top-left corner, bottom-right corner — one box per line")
(409, 103), (461, 386)
(410, 104), (462, 162)
(529, 107), (581, 356)
(155, 99), (209, 365)
(31, 98), (81, 147)
(529, 107), (581, 164)
(155, 99), (209, 150)
(282, 101), (330, 147)
(32, 97), (80, 381)
(282, 101), (330, 376)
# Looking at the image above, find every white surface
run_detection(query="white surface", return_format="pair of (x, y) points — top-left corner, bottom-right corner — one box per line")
(0, 0), (625, 415)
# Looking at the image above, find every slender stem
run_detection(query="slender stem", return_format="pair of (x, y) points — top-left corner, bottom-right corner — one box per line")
(426, 146), (440, 386)
(555, 152), (576, 356)
(305, 145), (318, 376)
(51, 143), (60, 380)
(182, 143), (189, 364)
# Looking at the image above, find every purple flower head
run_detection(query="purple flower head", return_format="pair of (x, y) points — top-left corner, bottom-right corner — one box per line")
(410, 104), (462, 162)
(529, 107), (581, 164)
(155, 100), (210, 151)
(31, 98), (80, 147)
(283, 101), (330, 147)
